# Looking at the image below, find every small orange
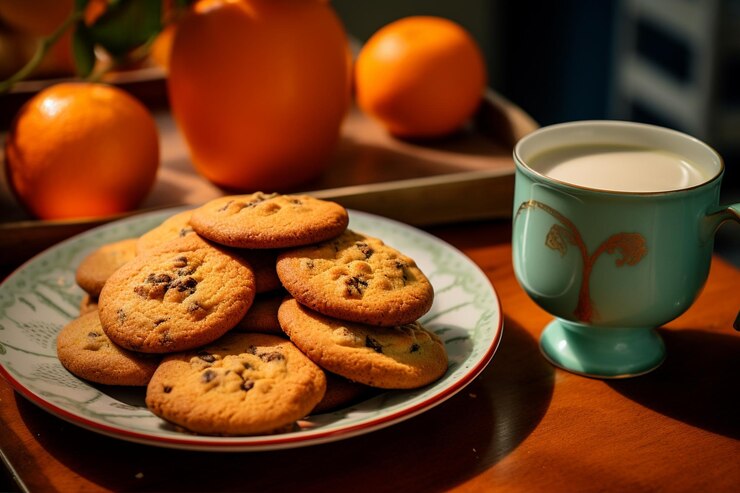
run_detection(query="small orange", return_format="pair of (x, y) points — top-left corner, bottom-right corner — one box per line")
(4, 82), (160, 220)
(150, 23), (176, 70)
(167, 0), (350, 191)
(354, 16), (487, 138)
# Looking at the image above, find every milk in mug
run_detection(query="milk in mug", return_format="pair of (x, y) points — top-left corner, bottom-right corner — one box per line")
(528, 144), (713, 193)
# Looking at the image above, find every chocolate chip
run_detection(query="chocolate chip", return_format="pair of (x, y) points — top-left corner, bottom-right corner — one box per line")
(171, 276), (197, 293)
(366, 336), (383, 353)
(153, 318), (168, 327)
(163, 385), (172, 393)
(179, 227), (194, 237)
(116, 308), (126, 324)
(198, 352), (216, 363)
(259, 351), (284, 362)
(173, 256), (188, 268)
(87, 331), (100, 338)
(345, 276), (368, 296)
(356, 242), (374, 259)
(395, 261), (409, 283)
(201, 369), (217, 383)
(135, 277), (169, 299)
(410, 343), (420, 353)
(241, 380), (255, 392)
(217, 200), (234, 212)
(242, 192), (278, 209)
(147, 273), (172, 285)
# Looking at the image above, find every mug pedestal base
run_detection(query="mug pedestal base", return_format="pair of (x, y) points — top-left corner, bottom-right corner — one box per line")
(539, 320), (665, 378)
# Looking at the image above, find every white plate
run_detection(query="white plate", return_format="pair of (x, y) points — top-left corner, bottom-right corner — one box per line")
(0, 208), (502, 451)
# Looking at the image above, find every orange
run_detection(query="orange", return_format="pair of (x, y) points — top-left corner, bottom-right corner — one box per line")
(167, 0), (350, 191)
(148, 0), (185, 71)
(83, 0), (110, 26)
(354, 16), (487, 138)
(4, 82), (160, 220)
(150, 23), (176, 70)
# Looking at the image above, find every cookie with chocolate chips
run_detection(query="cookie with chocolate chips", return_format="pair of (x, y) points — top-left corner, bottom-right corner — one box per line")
(56, 311), (160, 386)
(189, 192), (349, 249)
(145, 332), (326, 435)
(136, 210), (197, 255)
(75, 238), (138, 298)
(98, 235), (256, 353)
(276, 229), (434, 326)
(278, 298), (447, 389)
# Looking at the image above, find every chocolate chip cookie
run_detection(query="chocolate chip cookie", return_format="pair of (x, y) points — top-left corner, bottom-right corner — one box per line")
(278, 298), (447, 389)
(145, 332), (326, 435)
(75, 238), (138, 297)
(189, 192), (349, 248)
(98, 235), (255, 353)
(276, 229), (434, 326)
(136, 210), (197, 255)
(56, 311), (160, 386)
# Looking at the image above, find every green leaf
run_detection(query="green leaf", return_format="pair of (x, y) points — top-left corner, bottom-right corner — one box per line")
(74, 0), (90, 10)
(88, 0), (162, 58)
(72, 21), (96, 78)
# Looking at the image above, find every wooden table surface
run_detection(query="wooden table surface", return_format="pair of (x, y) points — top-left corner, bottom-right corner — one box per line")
(0, 219), (738, 493)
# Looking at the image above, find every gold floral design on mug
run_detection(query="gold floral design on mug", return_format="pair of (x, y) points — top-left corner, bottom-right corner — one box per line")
(516, 200), (648, 323)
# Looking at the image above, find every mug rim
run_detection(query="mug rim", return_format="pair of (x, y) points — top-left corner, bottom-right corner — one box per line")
(513, 120), (725, 196)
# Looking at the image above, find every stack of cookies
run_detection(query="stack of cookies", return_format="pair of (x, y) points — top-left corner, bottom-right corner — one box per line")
(57, 192), (448, 436)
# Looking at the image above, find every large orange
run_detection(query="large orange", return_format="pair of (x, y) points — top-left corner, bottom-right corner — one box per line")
(167, 0), (350, 191)
(354, 16), (487, 139)
(4, 83), (160, 220)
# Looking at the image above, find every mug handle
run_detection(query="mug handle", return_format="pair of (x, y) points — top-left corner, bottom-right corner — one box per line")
(705, 203), (740, 332)
(704, 202), (740, 237)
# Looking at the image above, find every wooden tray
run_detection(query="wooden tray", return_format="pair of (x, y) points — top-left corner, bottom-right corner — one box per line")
(0, 90), (537, 271)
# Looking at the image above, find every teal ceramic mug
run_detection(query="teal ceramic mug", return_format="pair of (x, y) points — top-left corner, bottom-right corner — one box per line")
(512, 120), (739, 378)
